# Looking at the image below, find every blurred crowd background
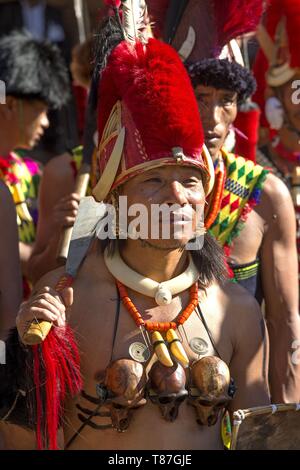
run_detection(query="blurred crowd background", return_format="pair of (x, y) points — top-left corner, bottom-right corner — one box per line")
(0, 0), (102, 163)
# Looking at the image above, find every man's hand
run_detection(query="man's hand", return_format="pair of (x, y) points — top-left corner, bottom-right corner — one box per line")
(53, 193), (80, 229)
(16, 286), (73, 339)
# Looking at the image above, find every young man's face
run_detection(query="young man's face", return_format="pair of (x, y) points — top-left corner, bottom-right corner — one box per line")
(120, 165), (206, 250)
(15, 98), (49, 149)
(194, 85), (238, 159)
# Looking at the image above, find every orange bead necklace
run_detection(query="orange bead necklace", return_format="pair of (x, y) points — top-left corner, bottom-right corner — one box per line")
(116, 280), (199, 332)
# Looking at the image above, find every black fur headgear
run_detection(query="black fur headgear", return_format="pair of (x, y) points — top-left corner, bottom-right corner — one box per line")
(0, 30), (70, 109)
(188, 58), (256, 104)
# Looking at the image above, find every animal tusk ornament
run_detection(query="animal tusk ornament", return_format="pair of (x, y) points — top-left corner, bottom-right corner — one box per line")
(166, 329), (190, 368)
(152, 331), (173, 367)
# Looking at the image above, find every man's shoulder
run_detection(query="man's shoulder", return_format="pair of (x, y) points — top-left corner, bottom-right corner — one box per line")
(216, 280), (262, 324)
(32, 241), (113, 293)
(262, 172), (292, 207)
(256, 172), (294, 228)
(75, 240), (114, 287)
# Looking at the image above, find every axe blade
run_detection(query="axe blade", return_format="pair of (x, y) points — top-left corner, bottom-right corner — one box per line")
(66, 196), (106, 277)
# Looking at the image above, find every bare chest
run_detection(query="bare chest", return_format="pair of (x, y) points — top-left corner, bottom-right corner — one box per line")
(68, 282), (233, 385)
(64, 282), (230, 449)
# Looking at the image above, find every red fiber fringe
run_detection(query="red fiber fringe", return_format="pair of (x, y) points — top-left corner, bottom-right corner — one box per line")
(33, 326), (82, 450)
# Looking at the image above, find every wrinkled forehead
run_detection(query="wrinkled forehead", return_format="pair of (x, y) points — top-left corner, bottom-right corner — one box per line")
(122, 165), (206, 188)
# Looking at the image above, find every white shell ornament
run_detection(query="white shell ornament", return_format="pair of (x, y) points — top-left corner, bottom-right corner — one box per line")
(155, 285), (172, 306)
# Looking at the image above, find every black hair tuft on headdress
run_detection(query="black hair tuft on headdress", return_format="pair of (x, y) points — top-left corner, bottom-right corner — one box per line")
(0, 30), (70, 109)
(93, 14), (124, 83)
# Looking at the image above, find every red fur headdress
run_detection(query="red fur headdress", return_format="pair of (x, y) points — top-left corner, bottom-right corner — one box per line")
(92, 2), (215, 202)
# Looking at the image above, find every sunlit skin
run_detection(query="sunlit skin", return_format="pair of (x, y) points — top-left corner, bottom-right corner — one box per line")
(194, 85), (238, 161)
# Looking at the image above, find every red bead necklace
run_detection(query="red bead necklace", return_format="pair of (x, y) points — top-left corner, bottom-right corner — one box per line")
(116, 280), (199, 332)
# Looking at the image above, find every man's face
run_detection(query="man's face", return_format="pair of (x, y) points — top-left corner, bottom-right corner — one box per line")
(281, 73), (300, 132)
(194, 85), (238, 159)
(16, 99), (49, 149)
(120, 165), (206, 250)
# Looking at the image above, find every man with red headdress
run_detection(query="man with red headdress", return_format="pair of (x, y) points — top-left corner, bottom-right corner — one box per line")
(1, 3), (269, 450)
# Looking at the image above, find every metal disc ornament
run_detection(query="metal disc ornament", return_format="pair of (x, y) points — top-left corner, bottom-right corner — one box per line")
(189, 337), (209, 355)
(129, 342), (150, 363)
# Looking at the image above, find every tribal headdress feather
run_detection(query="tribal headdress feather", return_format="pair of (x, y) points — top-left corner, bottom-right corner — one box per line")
(92, 0), (215, 203)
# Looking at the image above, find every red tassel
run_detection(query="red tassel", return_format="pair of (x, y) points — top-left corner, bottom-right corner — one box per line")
(33, 327), (82, 450)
